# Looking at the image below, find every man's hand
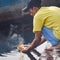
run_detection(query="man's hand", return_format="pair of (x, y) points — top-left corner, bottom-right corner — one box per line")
(21, 47), (29, 53)
(18, 44), (31, 53)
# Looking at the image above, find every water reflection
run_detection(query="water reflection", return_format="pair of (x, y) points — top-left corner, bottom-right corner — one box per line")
(0, 32), (34, 55)
(0, 33), (24, 54)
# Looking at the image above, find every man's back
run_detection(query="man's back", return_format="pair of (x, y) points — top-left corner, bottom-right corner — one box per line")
(33, 6), (60, 39)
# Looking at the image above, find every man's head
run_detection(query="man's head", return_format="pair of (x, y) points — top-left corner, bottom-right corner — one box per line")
(23, 0), (41, 16)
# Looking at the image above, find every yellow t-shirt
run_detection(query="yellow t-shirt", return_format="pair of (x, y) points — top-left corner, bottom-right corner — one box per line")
(33, 6), (60, 39)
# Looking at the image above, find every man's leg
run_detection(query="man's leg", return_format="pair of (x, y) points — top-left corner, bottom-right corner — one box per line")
(41, 26), (60, 60)
(44, 42), (60, 60)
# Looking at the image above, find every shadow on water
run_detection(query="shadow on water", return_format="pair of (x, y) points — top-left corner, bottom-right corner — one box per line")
(0, 14), (33, 56)
(0, 0), (33, 57)
(0, 34), (23, 54)
(0, 32), (34, 56)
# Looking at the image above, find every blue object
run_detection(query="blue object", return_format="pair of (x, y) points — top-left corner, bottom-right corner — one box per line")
(42, 26), (60, 46)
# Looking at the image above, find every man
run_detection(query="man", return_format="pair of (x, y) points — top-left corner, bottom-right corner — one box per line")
(21, 0), (60, 54)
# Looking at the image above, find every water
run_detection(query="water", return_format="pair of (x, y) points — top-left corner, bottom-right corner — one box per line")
(0, 32), (47, 60)
(0, 42), (47, 60)
(0, 31), (34, 53)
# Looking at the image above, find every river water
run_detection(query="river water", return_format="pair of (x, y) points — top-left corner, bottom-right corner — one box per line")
(0, 33), (47, 60)
(0, 43), (47, 60)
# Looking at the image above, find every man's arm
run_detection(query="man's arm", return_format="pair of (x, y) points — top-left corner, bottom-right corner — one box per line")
(28, 31), (46, 51)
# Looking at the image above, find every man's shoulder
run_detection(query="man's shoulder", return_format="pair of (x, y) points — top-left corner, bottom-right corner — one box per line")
(48, 6), (60, 10)
(34, 7), (50, 18)
(40, 6), (60, 11)
(36, 7), (50, 14)
(36, 6), (60, 15)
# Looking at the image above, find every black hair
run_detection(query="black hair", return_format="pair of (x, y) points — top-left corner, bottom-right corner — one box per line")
(24, 0), (41, 12)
